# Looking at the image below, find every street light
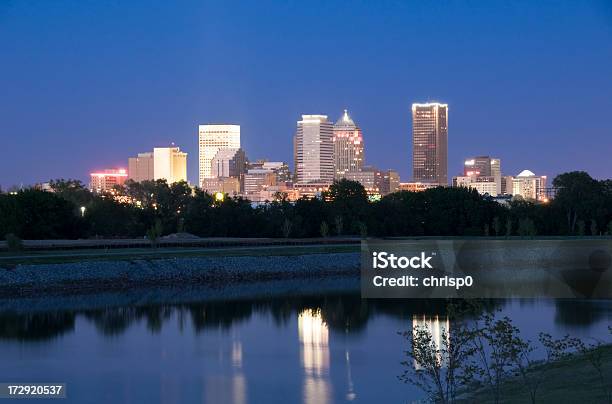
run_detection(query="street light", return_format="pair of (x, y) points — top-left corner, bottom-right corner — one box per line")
(214, 192), (225, 203)
(80, 206), (86, 217)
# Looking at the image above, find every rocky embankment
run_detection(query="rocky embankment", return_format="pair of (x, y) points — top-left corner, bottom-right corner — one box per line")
(0, 253), (361, 299)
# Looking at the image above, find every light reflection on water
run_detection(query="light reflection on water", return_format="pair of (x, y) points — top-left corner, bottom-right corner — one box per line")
(299, 308), (332, 404)
(0, 296), (609, 403)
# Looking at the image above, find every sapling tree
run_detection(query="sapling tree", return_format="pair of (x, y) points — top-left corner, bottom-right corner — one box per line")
(470, 313), (527, 404)
(399, 303), (479, 404)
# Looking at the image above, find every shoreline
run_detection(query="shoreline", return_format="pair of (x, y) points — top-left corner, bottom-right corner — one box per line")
(0, 252), (361, 300)
(2, 237), (611, 304)
(464, 344), (612, 403)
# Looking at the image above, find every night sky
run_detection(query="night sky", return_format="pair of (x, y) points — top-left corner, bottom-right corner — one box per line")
(1, 0), (611, 188)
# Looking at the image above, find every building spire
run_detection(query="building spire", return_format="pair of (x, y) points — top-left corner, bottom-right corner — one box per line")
(336, 109), (355, 127)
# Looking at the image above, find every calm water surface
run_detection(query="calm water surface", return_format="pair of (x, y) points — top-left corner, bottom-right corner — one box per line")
(0, 295), (610, 403)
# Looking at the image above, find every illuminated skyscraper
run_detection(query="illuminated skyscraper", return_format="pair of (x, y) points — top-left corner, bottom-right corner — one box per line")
(198, 124), (241, 185)
(294, 115), (334, 184)
(412, 103), (448, 185)
(464, 156), (492, 176)
(333, 109), (364, 177)
(153, 146), (187, 184)
(128, 146), (187, 184)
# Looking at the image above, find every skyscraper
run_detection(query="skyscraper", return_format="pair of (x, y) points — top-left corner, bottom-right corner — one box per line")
(455, 156), (503, 196)
(128, 152), (154, 182)
(211, 148), (246, 178)
(464, 156), (493, 176)
(153, 146), (187, 184)
(412, 103), (448, 185)
(198, 124), (241, 185)
(294, 115), (334, 184)
(128, 146), (187, 184)
(333, 109), (364, 177)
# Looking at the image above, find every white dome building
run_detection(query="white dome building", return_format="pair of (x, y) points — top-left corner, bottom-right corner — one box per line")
(512, 169), (547, 201)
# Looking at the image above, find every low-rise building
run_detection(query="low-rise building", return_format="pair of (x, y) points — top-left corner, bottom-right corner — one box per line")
(201, 177), (241, 196)
(293, 182), (330, 199)
(339, 167), (400, 196)
(243, 169), (277, 201)
(342, 169), (381, 195)
(399, 182), (440, 192)
(381, 170), (400, 195)
(90, 168), (128, 193)
(453, 175), (500, 196)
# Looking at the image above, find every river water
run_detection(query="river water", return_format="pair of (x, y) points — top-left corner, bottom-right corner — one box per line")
(0, 295), (610, 403)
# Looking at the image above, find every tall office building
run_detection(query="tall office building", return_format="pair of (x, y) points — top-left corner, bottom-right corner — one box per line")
(490, 158), (501, 178)
(198, 124), (241, 185)
(463, 156), (501, 178)
(412, 103), (448, 185)
(464, 156), (492, 176)
(333, 109), (364, 177)
(458, 156), (503, 195)
(294, 115), (334, 184)
(128, 146), (187, 184)
(153, 146), (187, 184)
(211, 148), (246, 178)
(128, 152), (154, 182)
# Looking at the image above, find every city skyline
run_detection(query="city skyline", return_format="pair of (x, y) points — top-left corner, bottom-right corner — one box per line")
(3, 103), (602, 189)
(1, 1), (611, 188)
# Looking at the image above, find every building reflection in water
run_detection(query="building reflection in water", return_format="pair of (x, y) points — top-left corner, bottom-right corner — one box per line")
(412, 314), (450, 368)
(205, 338), (246, 404)
(298, 308), (332, 404)
(232, 341), (243, 369)
(205, 374), (246, 404)
(344, 350), (356, 401)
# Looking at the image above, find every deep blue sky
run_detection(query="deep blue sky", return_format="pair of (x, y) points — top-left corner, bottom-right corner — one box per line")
(1, 0), (611, 188)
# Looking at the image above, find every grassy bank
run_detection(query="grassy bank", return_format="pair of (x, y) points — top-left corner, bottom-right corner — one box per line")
(467, 344), (612, 403)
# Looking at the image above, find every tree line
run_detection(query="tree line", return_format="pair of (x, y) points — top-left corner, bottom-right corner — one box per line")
(1, 171), (612, 240)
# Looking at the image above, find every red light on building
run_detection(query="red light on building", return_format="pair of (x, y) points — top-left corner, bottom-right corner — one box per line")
(89, 168), (128, 192)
